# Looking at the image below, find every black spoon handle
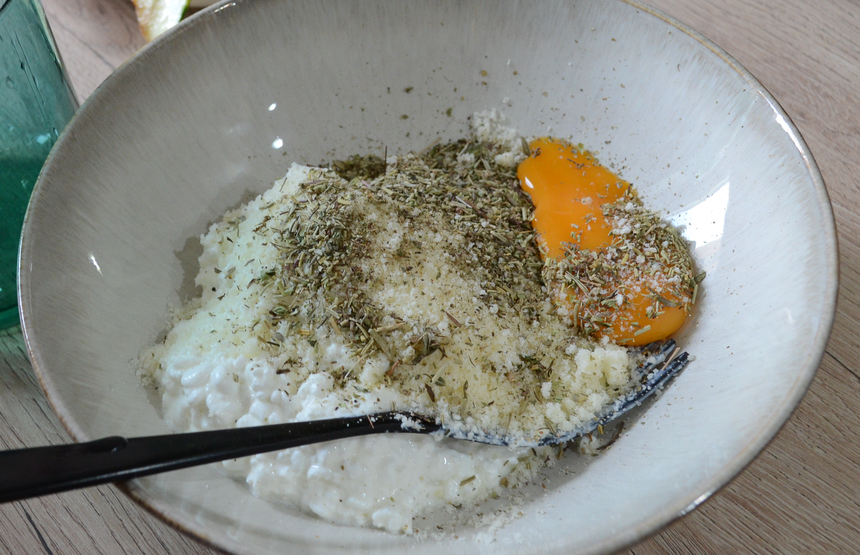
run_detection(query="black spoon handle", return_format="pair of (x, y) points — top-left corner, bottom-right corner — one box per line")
(0, 412), (439, 503)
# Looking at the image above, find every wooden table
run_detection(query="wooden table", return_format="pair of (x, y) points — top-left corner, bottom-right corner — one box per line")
(2, 0), (858, 553)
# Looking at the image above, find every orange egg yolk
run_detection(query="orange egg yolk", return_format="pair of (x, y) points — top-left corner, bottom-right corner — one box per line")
(517, 137), (688, 346)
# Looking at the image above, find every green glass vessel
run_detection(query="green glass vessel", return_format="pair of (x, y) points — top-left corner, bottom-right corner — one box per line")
(0, 0), (77, 329)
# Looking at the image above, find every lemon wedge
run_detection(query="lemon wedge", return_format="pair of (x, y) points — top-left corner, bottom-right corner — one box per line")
(132, 0), (190, 41)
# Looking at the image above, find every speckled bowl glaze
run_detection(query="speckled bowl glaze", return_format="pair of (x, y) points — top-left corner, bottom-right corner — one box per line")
(19, 1), (837, 554)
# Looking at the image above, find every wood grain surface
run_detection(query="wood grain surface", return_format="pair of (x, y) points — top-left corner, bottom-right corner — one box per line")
(2, 0), (858, 553)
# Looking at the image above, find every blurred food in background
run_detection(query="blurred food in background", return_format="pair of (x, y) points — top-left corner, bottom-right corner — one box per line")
(131, 0), (215, 41)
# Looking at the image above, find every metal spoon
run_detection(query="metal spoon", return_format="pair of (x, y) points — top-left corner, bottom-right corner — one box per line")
(0, 340), (687, 503)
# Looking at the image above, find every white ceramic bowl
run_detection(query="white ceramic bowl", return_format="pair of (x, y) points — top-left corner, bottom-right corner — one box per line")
(19, 1), (837, 553)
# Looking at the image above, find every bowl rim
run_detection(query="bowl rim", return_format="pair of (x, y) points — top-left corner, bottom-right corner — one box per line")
(18, 0), (839, 553)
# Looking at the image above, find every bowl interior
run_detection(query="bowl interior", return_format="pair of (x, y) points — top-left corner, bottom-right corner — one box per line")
(19, 1), (836, 554)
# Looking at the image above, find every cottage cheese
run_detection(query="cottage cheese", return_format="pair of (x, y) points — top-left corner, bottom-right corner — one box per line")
(140, 114), (639, 534)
